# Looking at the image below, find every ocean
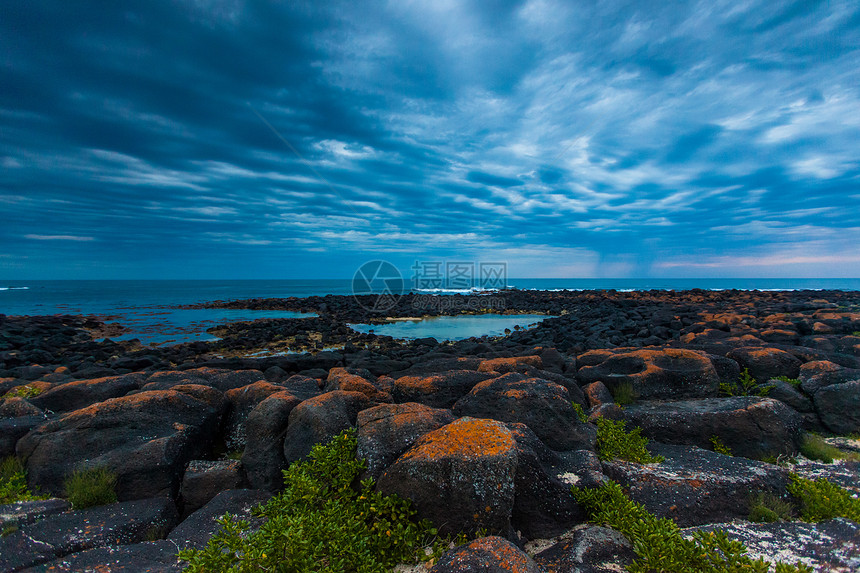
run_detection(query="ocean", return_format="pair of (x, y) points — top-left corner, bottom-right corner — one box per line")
(2, 278), (859, 346)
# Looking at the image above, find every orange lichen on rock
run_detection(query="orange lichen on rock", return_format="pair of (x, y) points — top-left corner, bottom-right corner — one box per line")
(477, 355), (542, 373)
(399, 417), (515, 462)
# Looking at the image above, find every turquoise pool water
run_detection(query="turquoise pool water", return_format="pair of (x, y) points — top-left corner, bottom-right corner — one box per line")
(348, 314), (553, 341)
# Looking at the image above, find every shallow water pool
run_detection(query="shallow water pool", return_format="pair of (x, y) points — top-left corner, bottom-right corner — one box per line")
(348, 313), (552, 341)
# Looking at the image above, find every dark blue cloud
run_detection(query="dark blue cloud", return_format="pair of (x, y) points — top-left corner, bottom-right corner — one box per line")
(1, 0), (859, 279)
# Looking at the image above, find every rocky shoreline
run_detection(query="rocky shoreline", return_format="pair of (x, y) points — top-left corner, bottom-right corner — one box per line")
(1, 288), (859, 571)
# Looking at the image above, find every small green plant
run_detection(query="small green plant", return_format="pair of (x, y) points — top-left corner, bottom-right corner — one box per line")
(774, 375), (802, 388)
(748, 492), (794, 523)
(179, 429), (449, 572)
(64, 466), (118, 509)
(0, 456), (44, 504)
(710, 435), (733, 456)
(611, 381), (637, 406)
(572, 480), (812, 572)
(3, 384), (43, 399)
(720, 368), (772, 397)
(2, 524), (19, 537)
(787, 474), (860, 522)
(798, 433), (857, 463)
(224, 450), (244, 461)
(595, 418), (664, 464)
(571, 402), (588, 423)
(851, 331), (860, 337)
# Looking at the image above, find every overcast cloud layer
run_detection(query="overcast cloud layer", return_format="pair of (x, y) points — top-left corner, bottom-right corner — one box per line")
(2, 0), (859, 279)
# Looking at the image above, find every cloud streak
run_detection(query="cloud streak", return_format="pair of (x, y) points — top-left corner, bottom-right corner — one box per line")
(1, 0), (859, 279)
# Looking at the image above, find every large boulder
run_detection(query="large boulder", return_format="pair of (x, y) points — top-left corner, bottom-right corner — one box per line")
(241, 391), (303, 491)
(506, 423), (586, 539)
(17, 385), (225, 500)
(169, 489), (270, 551)
(279, 374), (322, 400)
(766, 380), (814, 413)
(0, 498), (70, 529)
(814, 380), (860, 435)
(533, 525), (636, 573)
(393, 370), (494, 408)
(377, 418), (518, 537)
(799, 361), (860, 395)
(453, 373), (594, 451)
(0, 415), (46, 458)
(324, 367), (391, 402)
(726, 347), (803, 382)
(603, 443), (790, 526)
(144, 368), (265, 393)
(17, 540), (184, 572)
(686, 518), (860, 572)
(356, 402), (455, 480)
(0, 497), (178, 572)
(621, 397), (803, 459)
(179, 459), (245, 516)
(222, 381), (286, 450)
(282, 390), (372, 465)
(428, 536), (541, 573)
(478, 355), (543, 374)
(29, 373), (145, 413)
(576, 348), (720, 399)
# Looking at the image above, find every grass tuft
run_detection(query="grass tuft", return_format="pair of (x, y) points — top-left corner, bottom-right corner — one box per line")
(798, 433), (857, 463)
(611, 381), (637, 406)
(748, 492), (794, 523)
(64, 466), (118, 509)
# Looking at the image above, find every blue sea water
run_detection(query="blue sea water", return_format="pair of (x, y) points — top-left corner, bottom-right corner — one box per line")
(1, 278), (858, 345)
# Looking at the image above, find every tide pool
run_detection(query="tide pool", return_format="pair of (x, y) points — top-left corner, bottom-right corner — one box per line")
(348, 313), (553, 341)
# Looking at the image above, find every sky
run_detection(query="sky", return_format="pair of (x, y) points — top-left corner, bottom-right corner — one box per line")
(1, 0), (859, 280)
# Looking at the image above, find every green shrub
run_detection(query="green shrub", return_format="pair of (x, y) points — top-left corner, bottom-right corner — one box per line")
(178, 429), (447, 572)
(748, 492), (794, 523)
(572, 480), (812, 573)
(787, 474), (860, 522)
(710, 435), (733, 456)
(1, 456), (44, 504)
(774, 376), (802, 388)
(611, 381), (637, 406)
(571, 402), (588, 423)
(851, 331), (860, 337)
(64, 467), (118, 509)
(595, 418), (663, 464)
(798, 433), (856, 463)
